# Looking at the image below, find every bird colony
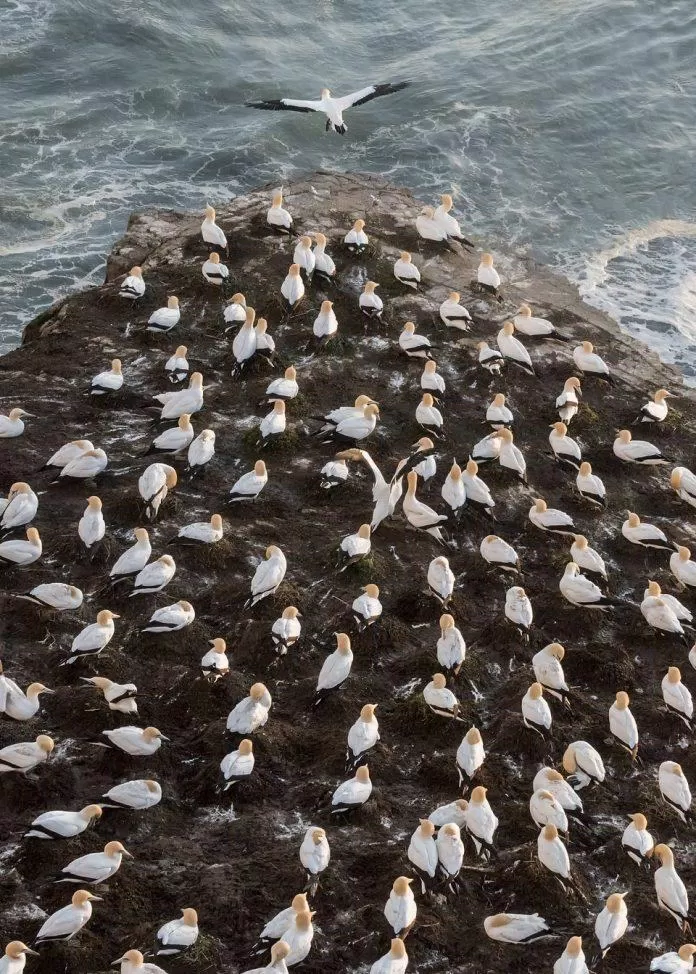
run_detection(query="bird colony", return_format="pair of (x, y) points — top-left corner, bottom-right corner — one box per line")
(0, 172), (695, 974)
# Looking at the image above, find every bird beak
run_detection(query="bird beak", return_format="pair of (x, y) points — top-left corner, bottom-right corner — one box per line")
(159, 734), (170, 741)
(112, 958), (126, 966)
(43, 688), (56, 694)
(24, 949), (40, 957)
(122, 850), (134, 859)
(89, 895), (103, 901)
(79, 677), (94, 684)
(22, 412), (36, 417)
(111, 614), (121, 619)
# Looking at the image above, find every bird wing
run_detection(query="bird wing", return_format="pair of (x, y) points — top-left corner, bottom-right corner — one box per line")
(334, 81), (410, 111)
(246, 97), (322, 112)
(252, 558), (283, 596)
(38, 904), (81, 939)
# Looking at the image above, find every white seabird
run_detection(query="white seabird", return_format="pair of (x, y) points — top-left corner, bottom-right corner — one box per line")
(201, 638), (229, 680)
(645, 581), (692, 624)
(267, 191), (293, 232)
(570, 536), (607, 580)
(650, 944), (696, 974)
(641, 593), (686, 640)
(155, 908), (199, 957)
(165, 345), (189, 383)
(110, 527), (151, 580)
(275, 911), (314, 968)
(576, 462), (606, 506)
(223, 293), (247, 330)
(321, 403), (379, 444)
(0, 670), (52, 720)
(532, 768), (584, 818)
(537, 823), (570, 883)
(427, 555), (455, 605)
(399, 321), (434, 360)
(119, 266), (145, 300)
(441, 462), (466, 516)
(201, 205), (227, 251)
(147, 297), (181, 334)
(331, 765), (372, 813)
(439, 291), (472, 330)
(614, 428), (668, 465)
(505, 586), (533, 634)
(81, 676), (137, 714)
(497, 322), (534, 375)
(529, 498), (575, 536)
(671, 546), (696, 588)
(415, 394), (443, 437)
(313, 300), (338, 340)
(421, 360), (446, 396)
(0, 735), (54, 774)
(227, 683), (272, 734)
(483, 913), (550, 943)
(271, 607), (302, 655)
(462, 460), (495, 510)
(553, 936), (588, 974)
(497, 429), (527, 481)
(56, 839), (132, 885)
(465, 786), (498, 857)
(202, 252), (229, 285)
(549, 422), (581, 469)
(113, 950), (167, 974)
(572, 340), (611, 380)
(344, 218), (369, 251)
(562, 741), (605, 790)
(522, 683), (552, 735)
(262, 367), (298, 404)
(476, 341), (504, 374)
(138, 463), (177, 520)
(58, 448), (107, 481)
(90, 358), (123, 395)
(416, 206), (447, 242)
(403, 471), (448, 543)
(101, 726), (168, 756)
(220, 739), (255, 789)
(247, 82), (410, 134)
(62, 609), (118, 665)
(147, 415), (194, 455)
(622, 511), (675, 551)
(394, 251), (420, 289)
(299, 827), (330, 893)
(529, 790), (568, 833)
(671, 467), (696, 509)
(428, 799), (469, 829)
(0, 527), (42, 566)
(25, 804), (102, 840)
(456, 727), (485, 789)
(18, 582), (83, 611)
(532, 643), (569, 703)
(486, 393), (513, 428)
(173, 513), (224, 545)
(437, 822), (465, 889)
(255, 319), (276, 363)
(140, 600), (195, 633)
(480, 534), (518, 572)
(346, 703), (379, 771)
(337, 448), (403, 530)
(0, 408), (32, 438)
(258, 401), (287, 447)
(437, 614), (466, 678)
(659, 761), (692, 822)
(130, 554), (176, 597)
(312, 232), (335, 277)
(101, 779), (162, 810)
(633, 388), (673, 424)
(434, 193), (473, 245)
(384, 877), (416, 938)
(185, 428), (215, 475)
(250, 894), (309, 956)
(513, 304), (566, 340)
(556, 376), (582, 425)
(594, 893), (628, 961)
(314, 633), (353, 704)
(34, 889), (101, 944)
(559, 562), (622, 608)
(609, 691), (639, 757)
(423, 673), (463, 720)
(281, 264), (305, 308)
(407, 820), (438, 892)
(78, 496), (105, 549)
(477, 253), (501, 296)
(245, 545), (287, 608)
(319, 456), (349, 490)
(622, 812), (654, 867)
(359, 280), (383, 317)
(154, 372), (204, 419)
(293, 235), (315, 277)
(337, 523), (371, 572)
(228, 460), (268, 502)
(232, 308), (258, 374)
(662, 666), (693, 728)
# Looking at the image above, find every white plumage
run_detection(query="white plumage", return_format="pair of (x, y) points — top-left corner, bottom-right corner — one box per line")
(613, 429), (667, 464)
(522, 684), (552, 733)
(201, 206), (227, 249)
(621, 813), (654, 866)
(186, 429), (215, 473)
(563, 741), (605, 789)
(155, 372), (204, 419)
(164, 345), (189, 382)
(316, 635), (353, 697)
(662, 667), (693, 725)
(439, 291), (472, 330)
(57, 840), (131, 884)
(416, 206), (446, 241)
(403, 471), (447, 542)
(477, 254), (500, 291)
(529, 790), (568, 833)
(259, 402), (287, 445)
(229, 461), (268, 502)
(384, 878), (416, 938)
(149, 416), (194, 454)
(659, 761), (692, 822)
(281, 265), (305, 306)
(102, 726), (167, 756)
(313, 233), (335, 276)
(1, 483), (38, 531)
(156, 910), (199, 956)
(480, 534), (518, 571)
(220, 740), (255, 788)
(138, 463), (177, 520)
(110, 528), (151, 578)
(119, 266), (145, 299)
(359, 281), (383, 317)
(570, 536), (607, 579)
(572, 340), (610, 379)
(59, 448), (108, 480)
(293, 236), (315, 276)
(427, 556), (454, 604)
(484, 913), (550, 943)
(130, 555), (176, 596)
(0, 735), (54, 774)
(176, 514), (224, 544)
(64, 610), (117, 665)
(594, 894), (628, 957)
(423, 675), (462, 719)
(78, 496), (105, 549)
(456, 728), (485, 785)
(20, 582), (83, 610)
(556, 377), (581, 424)
(35, 890), (100, 943)
(202, 253), (229, 284)
(90, 359), (123, 395)
(505, 586), (533, 631)
(609, 691), (639, 754)
(559, 562), (614, 608)
(147, 298), (180, 334)
(81, 676), (137, 715)
(226, 684), (272, 734)
(394, 252), (420, 288)
(497, 322), (534, 374)
(25, 804), (102, 840)
(247, 546), (287, 607)
(399, 321), (433, 360)
(101, 779), (162, 810)
(330, 766), (372, 812)
(141, 600), (195, 633)
(0, 528), (42, 566)
(671, 547), (696, 588)
(537, 824), (570, 879)
(313, 300), (338, 338)
(267, 192), (293, 231)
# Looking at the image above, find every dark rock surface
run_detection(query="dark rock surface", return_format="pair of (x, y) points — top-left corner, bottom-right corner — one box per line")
(1, 171), (695, 974)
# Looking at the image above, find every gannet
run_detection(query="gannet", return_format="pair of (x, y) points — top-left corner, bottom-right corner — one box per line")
(224, 293), (247, 329)
(529, 790), (568, 833)
(437, 614), (466, 678)
(572, 340), (611, 380)
(671, 546), (696, 588)
(299, 827), (330, 893)
(416, 206), (447, 242)
(622, 511), (675, 550)
(562, 741), (605, 789)
(484, 913), (550, 943)
(314, 633), (353, 704)
(672, 467), (696, 509)
(313, 300), (338, 339)
(228, 460), (268, 502)
(102, 725), (168, 756)
(345, 219), (368, 251)
(293, 235), (315, 276)
(271, 607), (301, 655)
(18, 582), (83, 611)
(549, 422), (581, 469)
(34, 889), (101, 944)
(427, 556), (455, 605)
(641, 593), (687, 640)
(650, 944), (696, 974)
(173, 513), (224, 545)
(101, 779), (162, 810)
(0, 671), (53, 720)
(138, 463), (177, 520)
(262, 366), (298, 404)
(81, 676), (137, 714)
(532, 768), (584, 817)
(456, 727), (484, 789)
(401, 436), (437, 481)
(281, 264), (305, 308)
(614, 428), (668, 464)
(634, 388), (674, 424)
(399, 321), (434, 360)
(505, 586), (533, 633)
(553, 936), (588, 974)
(429, 799), (469, 829)
(88, 358), (123, 396)
(609, 691), (639, 758)
(317, 395), (377, 432)
(312, 232), (335, 277)
(645, 582), (692, 624)
(57, 839), (131, 884)
(593, 893), (628, 962)
(414, 393), (443, 438)
(486, 393), (513, 428)
(529, 498), (576, 535)
(147, 297), (180, 334)
(359, 280), (383, 317)
(78, 496), (105, 549)
(247, 82), (410, 134)
(408, 820), (438, 892)
(513, 304), (566, 340)
(276, 911), (315, 967)
(436, 822), (464, 889)
(570, 536), (607, 580)
(394, 252), (420, 289)
(346, 703), (379, 771)
(245, 545), (287, 608)
(477, 253), (501, 296)
(185, 428), (215, 475)
(439, 291), (472, 330)
(164, 344), (189, 383)
(441, 462), (465, 515)
(370, 938), (408, 974)
(110, 528), (151, 580)
(560, 562), (622, 608)
(464, 786), (498, 857)
(497, 322), (534, 375)
(337, 448), (403, 530)
(532, 643), (569, 703)
(480, 534), (518, 572)
(659, 761), (692, 822)
(201, 252), (229, 285)
(119, 266), (145, 300)
(113, 950), (166, 973)
(57, 447), (107, 481)
(244, 941), (291, 974)
(201, 205), (227, 251)
(63, 609), (118, 665)
(476, 341), (504, 374)
(130, 555), (176, 596)
(141, 600), (195, 633)
(498, 428), (527, 480)
(0, 942), (37, 974)
(462, 460), (495, 510)
(622, 812), (654, 867)
(522, 683), (552, 735)
(331, 765), (372, 813)
(384, 877), (416, 938)
(25, 804), (102, 840)
(220, 739), (254, 789)
(258, 401), (287, 447)
(421, 360), (446, 396)
(201, 638), (229, 680)
(556, 377), (582, 424)
(1, 483), (37, 531)
(0, 408), (31, 438)
(0, 527), (42, 566)
(250, 894), (309, 956)
(154, 372), (204, 419)
(434, 194), (473, 245)
(0, 735), (54, 774)
(147, 415), (194, 455)
(662, 666), (693, 728)
(227, 683), (272, 734)
(403, 471), (448, 542)
(267, 191), (293, 232)
(155, 908), (199, 957)
(337, 523), (371, 571)
(423, 673), (463, 720)
(575, 461), (605, 507)
(322, 403), (379, 443)
(255, 319), (276, 363)
(537, 824), (570, 883)
(232, 308), (258, 374)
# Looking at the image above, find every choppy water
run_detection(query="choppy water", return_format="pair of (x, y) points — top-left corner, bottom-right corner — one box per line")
(1, 0), (695, 375)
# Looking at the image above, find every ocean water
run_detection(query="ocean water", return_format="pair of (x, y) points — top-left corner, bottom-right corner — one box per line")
(1, 0), (695, 376)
